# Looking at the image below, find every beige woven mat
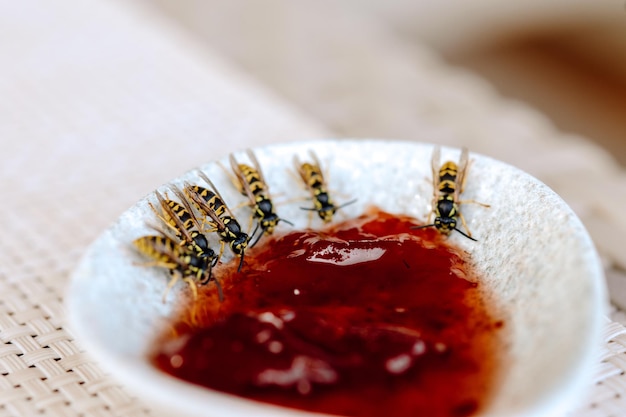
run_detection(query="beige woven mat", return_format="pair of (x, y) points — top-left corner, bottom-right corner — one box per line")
(1, 1), (626, 416)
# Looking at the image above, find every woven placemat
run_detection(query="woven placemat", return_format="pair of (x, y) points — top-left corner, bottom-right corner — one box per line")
(576, 315), (626, 417)
(0, 0), (625, 416)
(0, 1), (324, 416)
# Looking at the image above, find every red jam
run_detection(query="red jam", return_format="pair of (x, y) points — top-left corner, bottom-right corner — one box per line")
(152, 209), (503, 417)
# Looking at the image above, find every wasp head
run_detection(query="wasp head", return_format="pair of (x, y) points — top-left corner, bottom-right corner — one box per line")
(314, 192), (335, 223)
(434, 217), (455, 235)
(231, 234), (249, 255)
(260, 215), (280, 234)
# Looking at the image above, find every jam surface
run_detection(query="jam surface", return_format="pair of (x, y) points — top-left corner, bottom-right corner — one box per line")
(152, 209), (503, 417)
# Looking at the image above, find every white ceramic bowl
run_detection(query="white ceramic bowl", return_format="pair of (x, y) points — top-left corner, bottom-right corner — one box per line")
(67, 139), (607, 417)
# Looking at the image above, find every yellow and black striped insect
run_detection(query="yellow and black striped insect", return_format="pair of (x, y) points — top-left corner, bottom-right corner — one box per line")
(148, 190), (218, 272)
(295, 151), (355, 223)
(178, 172), (249, 272)
(228, 150), (292, 245)
(133, 231), (223, 302)
(414, 146), (489, 241)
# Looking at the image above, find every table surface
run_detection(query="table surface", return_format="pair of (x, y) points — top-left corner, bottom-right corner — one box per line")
(1, 1), (626, 417)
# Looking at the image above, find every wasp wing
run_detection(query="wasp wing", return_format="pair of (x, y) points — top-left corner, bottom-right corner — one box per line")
(454, 147), (470, 202)
(178, 183), (225, 231)
(293, 154), (309, 187)
(308, 150), (327, 185)
(167, 185), (209, 235)
(152, 190), (198, 246)
(196, 170), (240, 220)
(229, 153), (258, 204)
(430, 145), (442, 200)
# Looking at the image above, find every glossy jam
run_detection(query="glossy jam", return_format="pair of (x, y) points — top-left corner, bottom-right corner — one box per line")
(153, 209), (503, 417)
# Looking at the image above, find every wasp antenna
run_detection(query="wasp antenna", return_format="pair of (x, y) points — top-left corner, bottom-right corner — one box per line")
(336, 198), (357, 210)
(250, 231), (263, 248)
(201, 265), (223, 302)
(213, 276), (224, 302)
(279, 217), (294, 227)
(411, 223), (435, 230)
(299, 206), (319, 212)
(454, 227), (477, 241)
(237, 253), (245, 273)
(249, 223), (262, 247)
(251, 221), (260, 238)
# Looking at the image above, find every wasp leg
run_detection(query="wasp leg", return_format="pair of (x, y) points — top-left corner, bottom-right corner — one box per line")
(457, 212), (473, 239)
(213, 276), (224, 302)
(458, 199), (491, 208)
(217, 240), (226, 264)
(247, 212), (256, 236)
(182, 276), (199, 300)
(230, 201), (249, 211)
(147, 201), (180, 236)
(199, 220), (219, 234)
(162, 271), (181, 303)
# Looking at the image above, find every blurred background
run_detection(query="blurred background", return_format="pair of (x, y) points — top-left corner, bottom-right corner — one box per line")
(131, 0), (626, 164)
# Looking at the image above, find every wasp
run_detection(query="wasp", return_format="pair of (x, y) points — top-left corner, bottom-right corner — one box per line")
(133, 231), (223, 302)
(148, 190), (218, 271)
(228, 150), (292, 245)
(294, 151), (355, 223)
(178, 171), (249, 272)
(414, 146), (489, 241)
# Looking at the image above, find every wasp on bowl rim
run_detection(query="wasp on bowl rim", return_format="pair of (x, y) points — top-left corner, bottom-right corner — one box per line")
(133, 230), (223, 302)
(149, 190), (218, 274)
(414, 146), (489, 241)
(294, 150), (355, 223)
(178, 171), (249, 272)
(228, 149), (292, 246)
